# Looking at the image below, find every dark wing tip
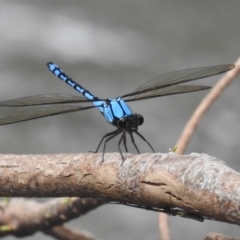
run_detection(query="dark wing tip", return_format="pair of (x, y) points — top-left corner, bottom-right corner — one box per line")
(201, 85), (212, 90)
(216, 64), (235, 75)
(229, 64), (235, 70)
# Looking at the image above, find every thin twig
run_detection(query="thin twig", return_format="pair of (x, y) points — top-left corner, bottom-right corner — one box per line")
(158, 57), (240, 240)
(176, 58), (240, 153)
(158, 213), (169, 240)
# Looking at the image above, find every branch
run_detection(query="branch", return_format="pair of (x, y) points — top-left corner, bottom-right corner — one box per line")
(0, 152), (240, 225)
(176, 57), (240, 153)
(0, 197), (105, 237)
(204, 232), (240, 240)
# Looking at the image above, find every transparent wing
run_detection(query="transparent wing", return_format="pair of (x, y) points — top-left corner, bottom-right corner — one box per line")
(0, 94), (91, 107)
(125, 85), (211, 102)
(122, 64), (234, 98)
(0, 105), (95, 125)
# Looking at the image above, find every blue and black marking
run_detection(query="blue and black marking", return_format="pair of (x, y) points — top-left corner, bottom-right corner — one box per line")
(47, 63), (133, 126)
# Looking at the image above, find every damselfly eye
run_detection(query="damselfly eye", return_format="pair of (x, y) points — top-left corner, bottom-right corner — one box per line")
(137, 114), (144, 125)
(118, 118), (126, 128)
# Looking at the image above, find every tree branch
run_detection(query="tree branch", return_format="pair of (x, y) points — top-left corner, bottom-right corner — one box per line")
(0, 152), (240, 225)
(176, 57), (240, 153)
(204, 232), (240, 240)
(0, 197), (105, 237)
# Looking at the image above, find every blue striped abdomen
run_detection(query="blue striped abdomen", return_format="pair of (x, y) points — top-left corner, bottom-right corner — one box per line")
(47, 63), (133, 124)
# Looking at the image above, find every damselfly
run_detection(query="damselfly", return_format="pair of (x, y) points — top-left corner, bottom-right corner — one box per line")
(0, 63), (234, 162)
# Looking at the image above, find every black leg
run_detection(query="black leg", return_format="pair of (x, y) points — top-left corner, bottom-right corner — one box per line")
(102, 129), (122, 162)
(90, 129), (120, 153)
(118, 130), (126, 163)
(134, 130), (155, 153)
(129, 131), (140, 154)
(123, 132), (128, 153)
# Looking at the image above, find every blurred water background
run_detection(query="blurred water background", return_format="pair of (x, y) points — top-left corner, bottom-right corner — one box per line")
(0, 1), (240, 239)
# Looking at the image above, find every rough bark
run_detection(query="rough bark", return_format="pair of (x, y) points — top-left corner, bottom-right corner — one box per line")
(0, 152), (239, 225)
(0, 197), (105, 237)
